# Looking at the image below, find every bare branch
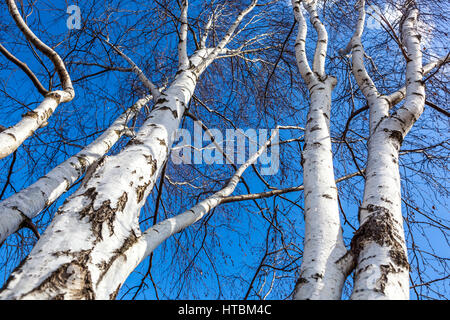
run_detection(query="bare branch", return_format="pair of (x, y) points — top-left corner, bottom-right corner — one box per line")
(0, 43), (48, 96)
(178, 0), (190, 70)
(6, 0), (74, 101)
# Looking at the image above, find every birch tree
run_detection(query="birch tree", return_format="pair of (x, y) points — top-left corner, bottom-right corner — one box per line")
(0, 0), (75, 159)
(0, 0), (448, 300)
(290, 0), (350, 300)
(290, 0), (448, 300)
(341, 0), (448, 300)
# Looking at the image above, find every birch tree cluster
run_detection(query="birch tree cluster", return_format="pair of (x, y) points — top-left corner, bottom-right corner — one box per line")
(0, 0), (448, 300)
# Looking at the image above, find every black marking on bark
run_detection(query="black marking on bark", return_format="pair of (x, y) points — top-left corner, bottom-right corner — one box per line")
(154, 106), (178, 119)
(22, 111), (39, 119)
(310, 125), (321, 132)
(309, 83), (319, 92)
(46, 91), (62, 103)
(77, 156), (88, 167)
(42, 108), (54, 121)
(293, 275), (309, 298)
(311, 273), (323, 280)
(295, 277), (308, 285)
(389, 130), (404, 146)
(156, 138), (166, 146)
(80, 157), (106, 188)
(18, 250), (95, 300)
(156, 98), (169, 105)
(96, 232), (138, 286)
(375, 264), (395, 294)
(136, 180), (151, 204)
(78, 188), (128, 241)
(351, 205), (409, 271)
(126, 139), (144, 146)
(380, 197), (393, 205)
(135, 155), (157, 203)
(146, 155), (158, 176)
(6, 132), (16, 140)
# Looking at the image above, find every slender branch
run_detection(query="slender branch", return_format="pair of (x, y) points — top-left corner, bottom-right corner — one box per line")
(102, 38), (161, 100)
(220, 170), (363, 204)
(291, 0), (317, 88)
(178, 0), (190, 70)
(387, 55), (450, 106)
(195, 0), (259, 74)
(425, 100), (450, 118)
(303, 0), (328, 77)
(7, 0), (74, 101)
(0, 43), (48, 96)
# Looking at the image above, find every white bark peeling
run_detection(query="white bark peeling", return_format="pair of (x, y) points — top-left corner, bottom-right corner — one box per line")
(0, 95), (152, 244)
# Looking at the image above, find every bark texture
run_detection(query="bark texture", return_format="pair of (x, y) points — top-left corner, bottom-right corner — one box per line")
(291, 0), (350, 300)
(347, 2), (425, 299)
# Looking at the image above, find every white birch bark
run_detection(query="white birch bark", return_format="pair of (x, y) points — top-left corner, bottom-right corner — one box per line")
(291, 0), (350, 300)
(0, 2), (259, 299)
(0, 91), (72, 160)
(178, 0), (190, 71)
(345, 2), (426, 299)
(0, 95), (152, 244)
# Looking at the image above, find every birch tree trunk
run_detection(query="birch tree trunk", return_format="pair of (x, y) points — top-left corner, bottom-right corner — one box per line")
(291, 0), (350, 300)
(345, 2), (426, 299)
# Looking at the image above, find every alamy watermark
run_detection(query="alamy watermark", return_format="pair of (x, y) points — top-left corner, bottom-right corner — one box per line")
(171, 121), (280, 176)
(67, 5), (81, 30)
